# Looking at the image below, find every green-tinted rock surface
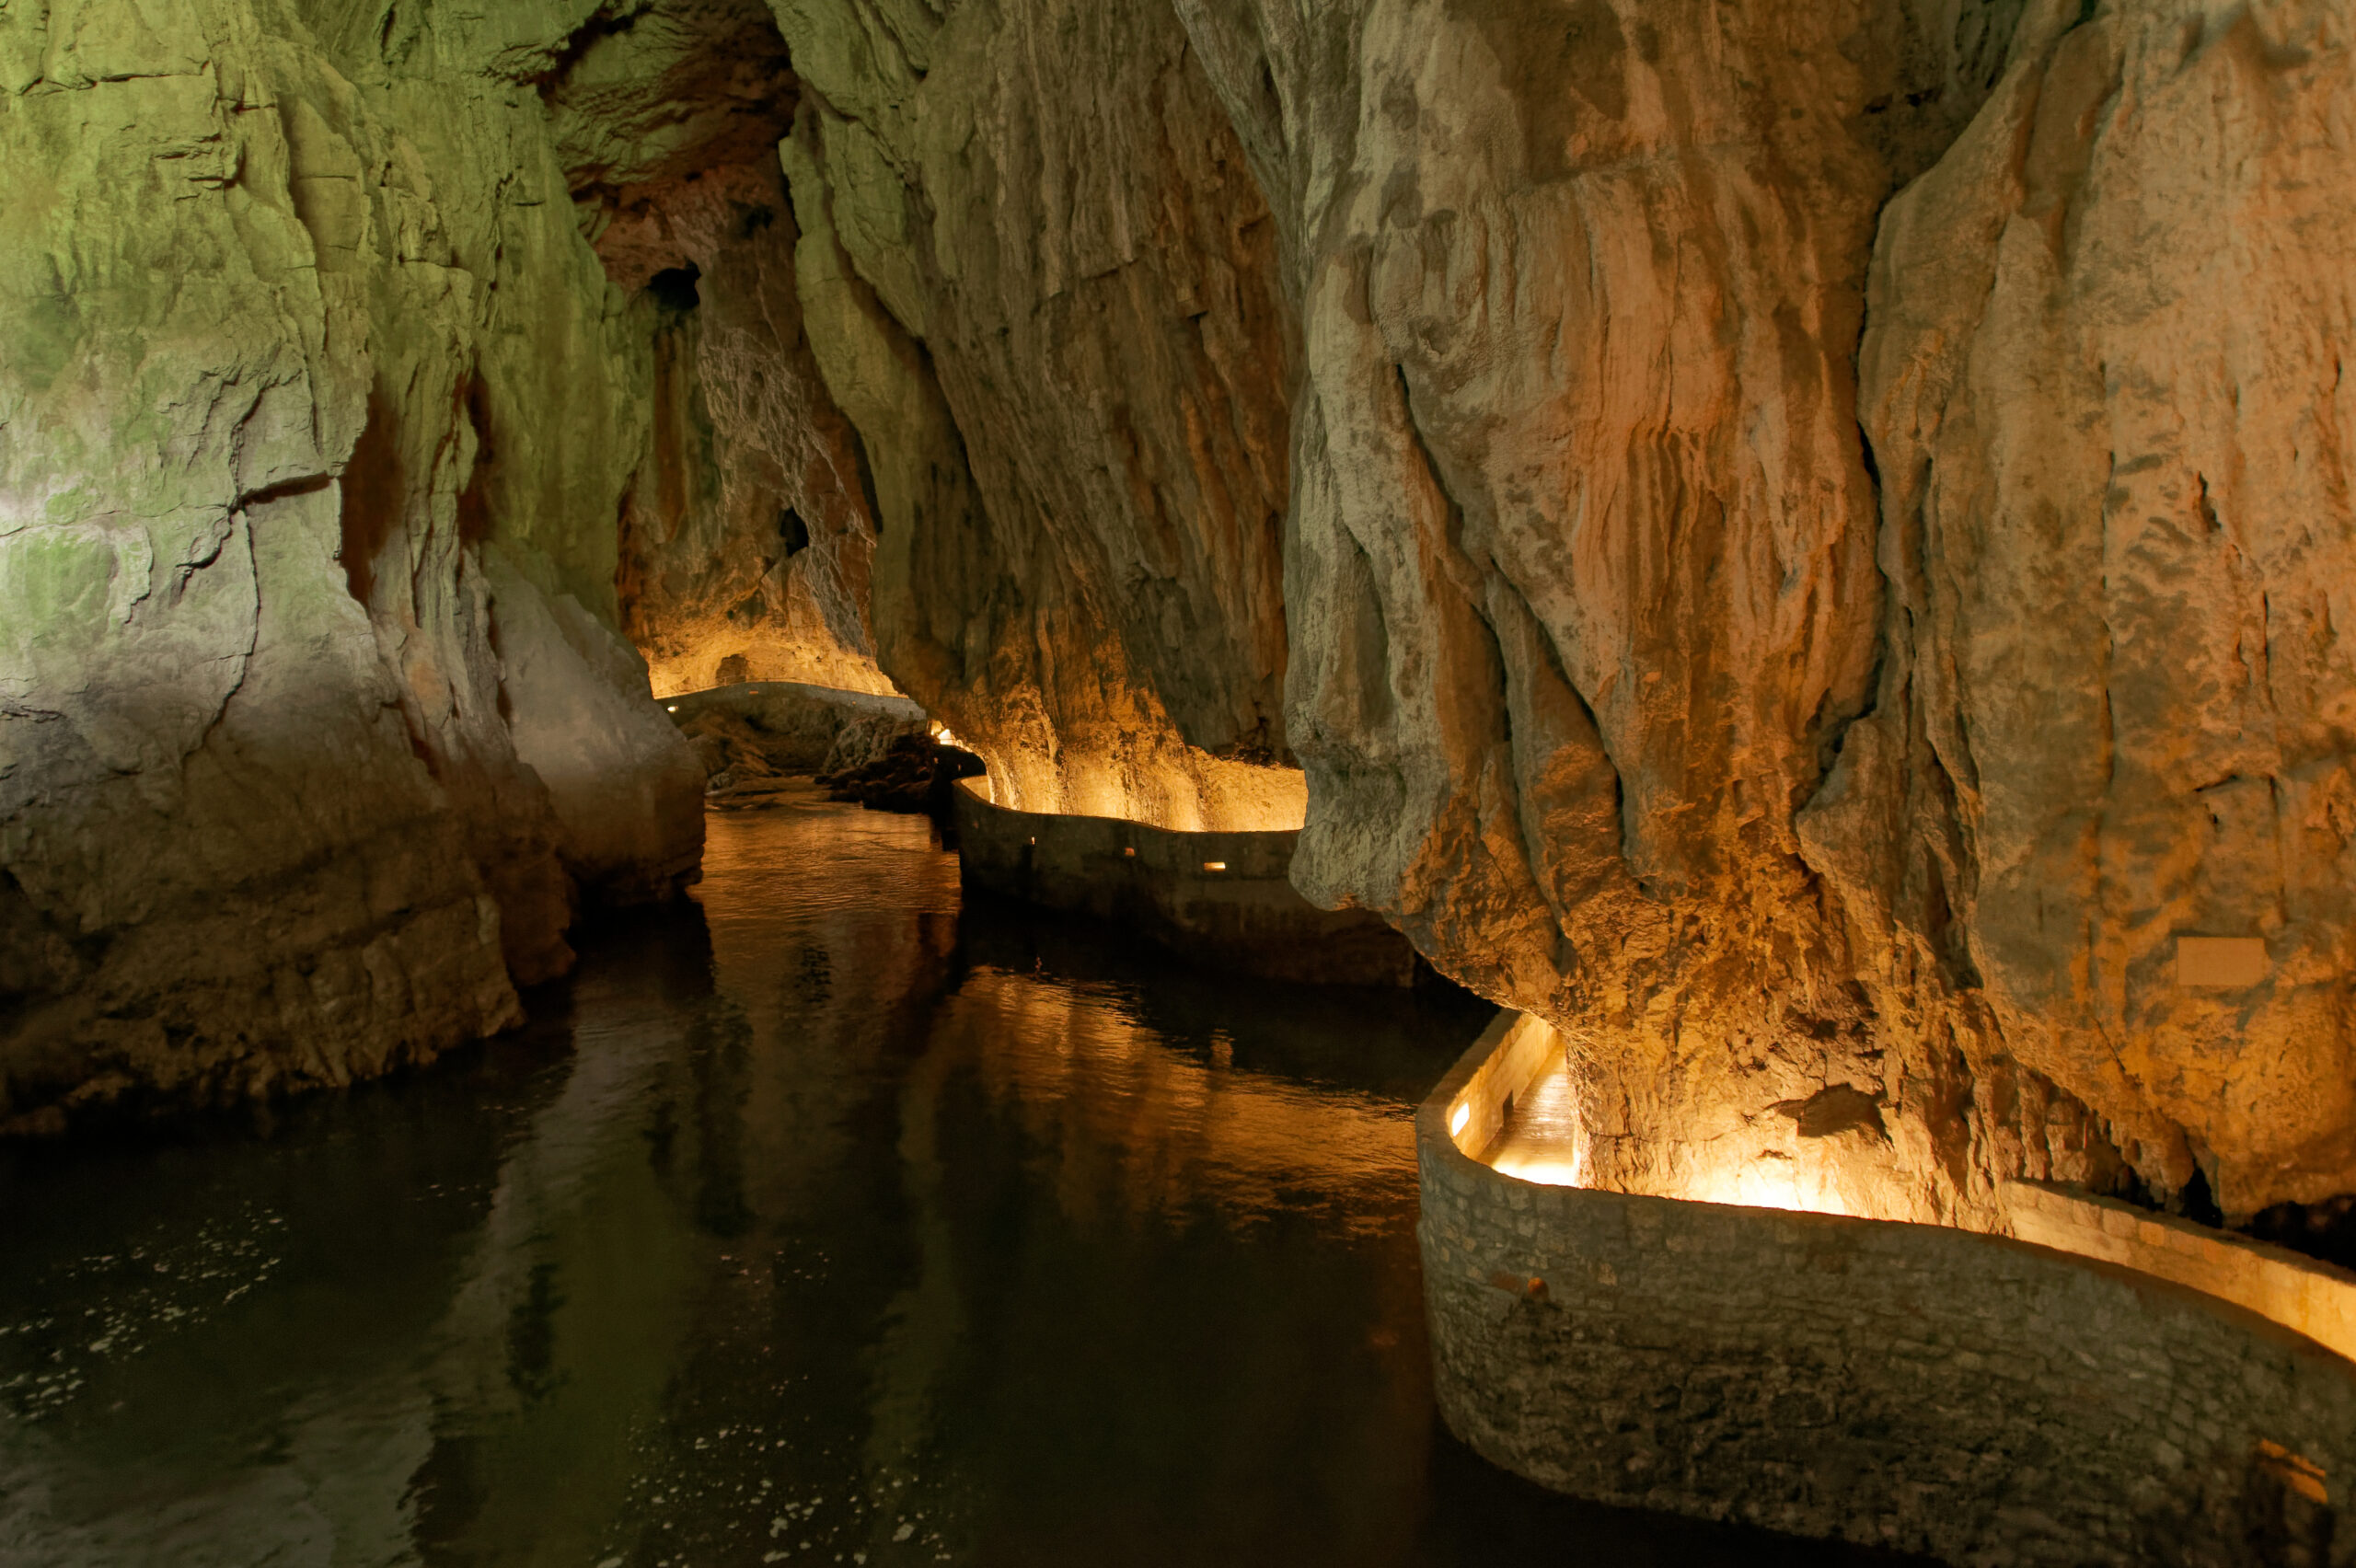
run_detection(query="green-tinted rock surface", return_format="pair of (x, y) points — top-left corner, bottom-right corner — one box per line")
(0, 0), (734, 1128)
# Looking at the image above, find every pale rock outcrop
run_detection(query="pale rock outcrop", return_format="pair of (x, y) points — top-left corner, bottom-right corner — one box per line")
(765, 0), (1307, 829)
(0, 0), (716, 1129)
(481, 545), (706, 902)
(667, 678), (928, 804)
(1816, 0), (2356, 1215)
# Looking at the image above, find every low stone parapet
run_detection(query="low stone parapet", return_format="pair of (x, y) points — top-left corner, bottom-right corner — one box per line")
(952, 778), (1416, 986)
(1419, 1013), (2356, 1564)
(2006, 1179), (2356, 1366)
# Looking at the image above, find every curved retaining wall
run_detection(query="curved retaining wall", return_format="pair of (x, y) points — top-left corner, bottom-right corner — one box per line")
(951, 778), (1416, 986)
(1419, 1013), (2356, 1565)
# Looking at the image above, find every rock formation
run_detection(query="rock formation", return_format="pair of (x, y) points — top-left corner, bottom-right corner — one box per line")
(5, 0), (2353, 1232)
(752, 0), (2356, 1223)
(1161, 0), (2355, 1222)
(1824, 0), (2356, 1216)
(667, 679), (928, 805)
(767, 0), (1308, 829)
(0, 0), (726, 1130)
(555, 2), (899, 699)
(1160, 0), (2065, 1225)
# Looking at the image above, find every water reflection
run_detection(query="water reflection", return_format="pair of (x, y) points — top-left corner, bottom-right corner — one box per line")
(0, 789), (1924, 1567)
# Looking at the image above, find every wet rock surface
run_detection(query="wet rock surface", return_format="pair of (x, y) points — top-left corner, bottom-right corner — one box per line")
(818, 735), (987, 818)
(666, 679), (930, 805)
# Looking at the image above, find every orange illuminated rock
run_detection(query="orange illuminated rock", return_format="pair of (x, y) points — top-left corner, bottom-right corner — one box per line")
(1178, 0), (2356, 1220)
(1820, 0), (2356, 1215)
(765, 0), (1298, 830)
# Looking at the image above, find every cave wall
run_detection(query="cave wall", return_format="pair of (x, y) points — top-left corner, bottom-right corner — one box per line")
(1159, 0), (2355, 1221)
(554, 1), (899, 700)
(1821, 0), (2356, 1214)
(1162, 0), (2074, 1225)
(762, 0), (1309, 829)
(0, 0), (722, 1129)
(4, 0), (2350, 1225)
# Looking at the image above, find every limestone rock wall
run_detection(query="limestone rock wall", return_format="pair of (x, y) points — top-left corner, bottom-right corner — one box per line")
(763, 0), (1306, 829)
(548, 1), (898, 700)
(1163, 0), (2356, 1221)
(1166, 0), (2083, 1224)
(0, 0), (720, 1129)
(610, 162), (900, 702)
(1819, 0), (2356, 1214)
(648, 0), (2356, 1220)
(6, 0), (2351, 1224)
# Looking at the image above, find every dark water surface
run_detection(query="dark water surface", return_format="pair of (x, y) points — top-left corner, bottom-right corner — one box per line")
(1, 792), (1917, 1567)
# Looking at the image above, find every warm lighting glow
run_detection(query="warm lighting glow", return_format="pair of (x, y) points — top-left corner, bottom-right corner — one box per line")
(1123, 847), (1136, 858)
(1680, 1158), (1854, 1216)
(666, 705), (678, 712)
(1202, 860), (1227, 872)
(1472, 1034), (1586, 1184)
(1490, 1151), (1584, 1186)
(931, 723), (960, 748)
(1461, 1016), (1892, 1220)
(980, 759), (1309, 834)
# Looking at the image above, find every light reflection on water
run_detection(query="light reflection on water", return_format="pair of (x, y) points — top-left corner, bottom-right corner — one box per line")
(0, 790), (1923, 1567)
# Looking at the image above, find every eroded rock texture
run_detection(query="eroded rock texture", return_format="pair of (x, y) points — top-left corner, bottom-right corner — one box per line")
(0, 0), (725, 1129)
(550, 2), (898, 699)
(1163, 0), (2354, 1220)
(1165, 0), (2056, 1223)
(5, 0), (2350, 1225)
(1819, 0), (2356, 1214)
(765, 0), (1309, 829)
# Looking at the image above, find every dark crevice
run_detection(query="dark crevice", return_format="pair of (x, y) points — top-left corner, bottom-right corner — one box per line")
(646, 263), (702, 313)
(502, 1), (642, 95)
(339, 387), (402, 605)
(234, 474), (334, 512)
(778, 507), (810, 556)
(456, 376), (497, 548)
(2248, 1193), (2356, 1273)
(846, 424), (884, 537)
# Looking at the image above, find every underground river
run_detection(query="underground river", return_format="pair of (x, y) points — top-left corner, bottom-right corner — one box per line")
(0, 791), (1920, 1566)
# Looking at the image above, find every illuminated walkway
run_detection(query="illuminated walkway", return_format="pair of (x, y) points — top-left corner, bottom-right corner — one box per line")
(1420, 1011), (2356, 1566)
(1475, 1060), (1581, 1187)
